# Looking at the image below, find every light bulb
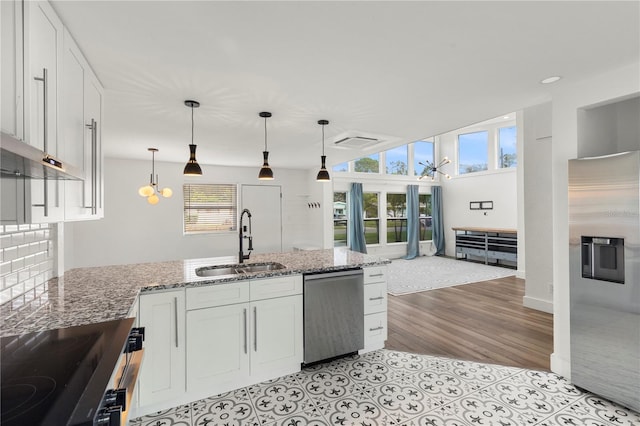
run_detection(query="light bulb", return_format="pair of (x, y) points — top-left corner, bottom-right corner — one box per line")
(161, 188), (173, 198)
(138, 185), (154, 197)
(445, 174), (451, 179)
(147, 194), (160, 205)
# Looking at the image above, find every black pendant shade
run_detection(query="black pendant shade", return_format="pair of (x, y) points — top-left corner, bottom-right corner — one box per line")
(183, 100), (203, 176)
(316, 119), (330, 181)
(258, 112), (274, 180)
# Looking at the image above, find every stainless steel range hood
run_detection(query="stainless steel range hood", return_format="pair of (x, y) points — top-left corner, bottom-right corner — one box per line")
(1, 132), (84, 180)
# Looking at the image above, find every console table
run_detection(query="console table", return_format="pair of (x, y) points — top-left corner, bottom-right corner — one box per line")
(453, 227), (517, 267)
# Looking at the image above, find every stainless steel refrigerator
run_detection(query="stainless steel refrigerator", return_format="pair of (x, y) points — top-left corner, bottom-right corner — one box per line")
(569, 151), (640, 412)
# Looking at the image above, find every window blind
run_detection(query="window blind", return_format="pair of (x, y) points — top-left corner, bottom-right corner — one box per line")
(183, 184), (237, 233)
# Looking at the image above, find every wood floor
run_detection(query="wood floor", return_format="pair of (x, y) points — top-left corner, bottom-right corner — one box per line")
(386, 276), (554, 371)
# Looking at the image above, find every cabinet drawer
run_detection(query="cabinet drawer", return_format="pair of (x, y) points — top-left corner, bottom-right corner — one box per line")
(364, 312), (387, 342)
(364, 283), (387, 315)
(250, 275), (302, 301)
(363, 266), (387, 284)
(186, 282), (249, 310)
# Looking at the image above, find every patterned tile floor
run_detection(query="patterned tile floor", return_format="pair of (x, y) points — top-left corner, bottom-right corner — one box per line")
(131, 349), (640, 426)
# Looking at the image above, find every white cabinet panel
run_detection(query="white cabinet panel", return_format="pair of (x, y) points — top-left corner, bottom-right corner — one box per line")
(250, 294), (303, 377)
(186, 282), (249, 310)
(361, 266), (388, 353)
(62, 27), (104, 221)
(138, 290), (186, 407)
(1, 0), (24, 139)
(250, 275), (302, 301)
(186, 303), (249, 393)
(25, 0), (62, 156)
(364, 282), (387, 315)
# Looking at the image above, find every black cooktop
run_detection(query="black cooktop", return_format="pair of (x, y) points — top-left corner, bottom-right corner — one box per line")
(1, 318), (134, 426)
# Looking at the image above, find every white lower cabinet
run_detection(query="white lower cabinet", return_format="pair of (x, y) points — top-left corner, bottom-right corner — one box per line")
(184, 276), (303, 395)
(361, 266), (388, 353)
(137, 289), (186, 410)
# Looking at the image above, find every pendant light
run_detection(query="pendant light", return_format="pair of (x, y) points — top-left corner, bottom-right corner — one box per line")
(183, 100), (202, 176)
(418, 157), (451, 181)
(258, 111), (274, 180)
(138, 148), (172, 204)
(316, 119), (330, 181)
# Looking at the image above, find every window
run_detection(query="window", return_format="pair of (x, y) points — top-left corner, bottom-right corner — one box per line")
(458, 131), (488, 174)
(499, 126), (517, 168)
(354, 154), (380, 173)
(414, 140), (434, 177)
(183, 184), (237, 233)
(386, 193), (407, 243)
(332, 162), (349, 172)
(363, 192), (379, 244)
(419, 194), (432, 241)
(333, 192), (347, 247)
(385, 146), (408, 175)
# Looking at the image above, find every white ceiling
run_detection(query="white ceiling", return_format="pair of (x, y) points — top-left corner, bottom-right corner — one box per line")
(50, 1), (640, 170)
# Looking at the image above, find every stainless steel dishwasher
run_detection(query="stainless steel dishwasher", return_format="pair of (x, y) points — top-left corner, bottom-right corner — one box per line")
(303, 268), (364, 364)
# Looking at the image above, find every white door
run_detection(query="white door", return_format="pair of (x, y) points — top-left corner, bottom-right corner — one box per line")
(241, 185), (282, 253)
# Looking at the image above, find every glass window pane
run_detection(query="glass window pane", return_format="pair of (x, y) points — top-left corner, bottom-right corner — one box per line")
(499, 126), (517, 168)
(385, 146), (408, 175)
(354, 154), (380, 173)
(183, 184), (237, 233)
(414, 140), (434, 176)
(458, 131), (488, 174)
(363, 192), (379, 244)
(332, 162), (349, 172)
(419, 194), (432, 241)
(386, 193), (407, 243)
(333, 192), (347, 247)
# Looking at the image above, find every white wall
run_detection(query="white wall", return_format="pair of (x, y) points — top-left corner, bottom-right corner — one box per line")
(64, 157), (317, 269)
(549, 61), (640, 379)
(522, 102), (554, 313)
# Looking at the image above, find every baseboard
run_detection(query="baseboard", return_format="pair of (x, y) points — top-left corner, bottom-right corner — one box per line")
(516, 269), (525, 279)
(522, 295), (553, 314)
(550, 352), (571, 379)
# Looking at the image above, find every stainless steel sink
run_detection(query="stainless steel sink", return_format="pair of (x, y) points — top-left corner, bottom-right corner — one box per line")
(239, 263), (286, 273)
(195, 266), (242, 277)
(195, 262), (285, 277)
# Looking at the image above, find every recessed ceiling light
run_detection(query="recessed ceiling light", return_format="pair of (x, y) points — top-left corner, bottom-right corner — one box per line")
(540, 76), (562, 84)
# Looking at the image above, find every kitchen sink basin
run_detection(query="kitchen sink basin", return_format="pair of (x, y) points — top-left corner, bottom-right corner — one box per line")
(195, 267), (241, 277)
(195, 262), (286, 277)
(239, 263), (286, 273)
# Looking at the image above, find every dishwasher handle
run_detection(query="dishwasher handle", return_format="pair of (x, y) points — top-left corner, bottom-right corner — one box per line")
(303, 268), (362, 281)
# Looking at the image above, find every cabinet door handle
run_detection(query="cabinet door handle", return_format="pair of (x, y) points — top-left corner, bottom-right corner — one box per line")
(368, 273), (384, 277)
(33, 68), (48, 153)
(369, 326), (384, 331)
(174, 297), (179, 348)
(243, 308), (248, 354)
(369, 296), (384, 301)
(84, 119), (98, 214)
(253, 306), (257, 352)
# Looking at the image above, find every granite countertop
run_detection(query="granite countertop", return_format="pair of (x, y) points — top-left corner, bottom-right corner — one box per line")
(0, 248), (389, 337)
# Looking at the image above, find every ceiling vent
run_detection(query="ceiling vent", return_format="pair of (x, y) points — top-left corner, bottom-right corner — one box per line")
(333, 135), (381, 149)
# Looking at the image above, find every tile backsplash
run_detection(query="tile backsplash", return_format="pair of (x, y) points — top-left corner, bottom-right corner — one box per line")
(0, 224), (54, 310)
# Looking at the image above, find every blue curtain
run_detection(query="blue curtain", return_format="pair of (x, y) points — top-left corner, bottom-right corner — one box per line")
(432, 185), (445, 255)
(404, 185), (420, 259)
(348, 182), (367, 254)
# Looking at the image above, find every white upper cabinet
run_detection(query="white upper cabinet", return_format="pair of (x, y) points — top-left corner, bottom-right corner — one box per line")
(24, 0), (63, 157)
(62, 28), (104, 220)
(1, 0), (24, 139)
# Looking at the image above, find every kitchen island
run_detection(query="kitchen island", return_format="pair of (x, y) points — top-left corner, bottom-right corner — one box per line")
(0, 248), (390, 337)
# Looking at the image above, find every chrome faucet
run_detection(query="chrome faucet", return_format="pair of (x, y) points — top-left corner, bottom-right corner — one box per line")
(239, 208), (253, 263)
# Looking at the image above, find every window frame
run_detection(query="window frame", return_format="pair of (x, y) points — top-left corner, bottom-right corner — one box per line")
(386, 193), (408, 244)
(183, 183), (238, 235)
